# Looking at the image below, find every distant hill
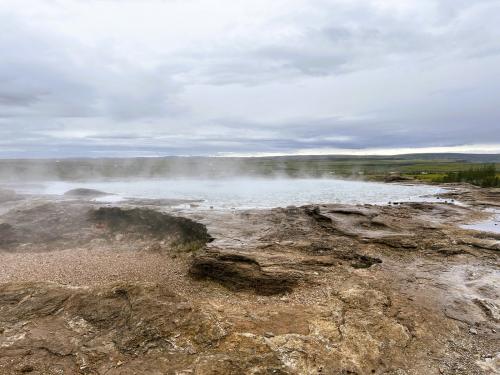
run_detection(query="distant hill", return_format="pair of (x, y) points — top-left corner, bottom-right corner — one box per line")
(0, 153), (499, 181)
(250, 153), (500, 163)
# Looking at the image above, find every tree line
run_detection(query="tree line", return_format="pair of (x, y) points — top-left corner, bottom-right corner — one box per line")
(434, 164), (500, 187)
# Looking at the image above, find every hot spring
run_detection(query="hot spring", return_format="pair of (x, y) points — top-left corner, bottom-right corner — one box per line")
(12, 178), (444, 210)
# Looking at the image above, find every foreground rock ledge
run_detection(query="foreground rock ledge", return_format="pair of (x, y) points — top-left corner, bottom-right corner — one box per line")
(0, 190), (499, 374)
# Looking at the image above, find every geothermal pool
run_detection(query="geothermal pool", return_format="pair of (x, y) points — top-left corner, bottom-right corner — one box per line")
(12, 178), (444, 209)
(461, 208), (500, 234)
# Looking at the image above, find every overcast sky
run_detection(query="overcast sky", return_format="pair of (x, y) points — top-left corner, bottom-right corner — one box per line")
(1, 0), (499, 157)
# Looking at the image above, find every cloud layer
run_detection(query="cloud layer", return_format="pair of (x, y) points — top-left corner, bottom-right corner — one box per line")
(1, 0), (499, 157)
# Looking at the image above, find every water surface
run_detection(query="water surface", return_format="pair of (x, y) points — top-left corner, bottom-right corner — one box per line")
(461, 209), (500, 234)
(12, 178), (443, 209)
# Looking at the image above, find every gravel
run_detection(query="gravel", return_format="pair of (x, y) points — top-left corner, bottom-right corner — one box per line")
(0, 246), (187, 287)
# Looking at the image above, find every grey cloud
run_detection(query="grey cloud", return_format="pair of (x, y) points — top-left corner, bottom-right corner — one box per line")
(0, 0), (499, 157)
(0, 13), (181, 121)
(185, 1), (500, 85)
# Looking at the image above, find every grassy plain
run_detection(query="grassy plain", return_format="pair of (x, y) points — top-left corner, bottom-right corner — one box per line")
(0, 153), (499, 184)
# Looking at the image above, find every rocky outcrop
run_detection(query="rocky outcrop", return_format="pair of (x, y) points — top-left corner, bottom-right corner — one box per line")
(0, 281), (455, 375)
(0, 282), (228, 374)
(63, 188), (110, 197)
(189, 250), (298, 295)
(0, 203), (211, 252)
(90, 207), (212, 250)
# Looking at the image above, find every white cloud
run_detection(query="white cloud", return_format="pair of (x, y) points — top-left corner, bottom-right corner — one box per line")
(0, 0), (499, 156)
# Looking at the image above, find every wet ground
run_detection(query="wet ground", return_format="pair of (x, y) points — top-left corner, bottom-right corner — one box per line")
(0, 184), (498, 374)
(461, 208), (500, 234)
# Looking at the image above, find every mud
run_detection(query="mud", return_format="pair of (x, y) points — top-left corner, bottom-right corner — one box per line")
(0, 184), (498, 374)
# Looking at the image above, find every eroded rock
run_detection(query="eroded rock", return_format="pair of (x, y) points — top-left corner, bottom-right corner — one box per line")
(90, 207), (212, 250)
(189, 250), (298, 295)
(0, 283), (227, 374)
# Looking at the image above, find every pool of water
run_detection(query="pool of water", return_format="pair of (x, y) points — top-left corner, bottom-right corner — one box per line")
(8, 178), (444, 210)
(461, 209), (500, 234)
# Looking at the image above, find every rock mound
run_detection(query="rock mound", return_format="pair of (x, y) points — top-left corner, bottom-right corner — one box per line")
(0, 203), (211, 252)
(190, 250), (298, 295)
(0, 203), (92, 249)
(91, 207), (212, 250)
(64, 188), (111, 197)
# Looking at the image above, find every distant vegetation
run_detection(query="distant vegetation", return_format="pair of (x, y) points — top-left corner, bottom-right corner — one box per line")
(0, 154), (499, 186)
(432, 164), (500, 187)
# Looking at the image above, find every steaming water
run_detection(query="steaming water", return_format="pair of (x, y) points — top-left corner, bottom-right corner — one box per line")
(12, 178), (443, 209)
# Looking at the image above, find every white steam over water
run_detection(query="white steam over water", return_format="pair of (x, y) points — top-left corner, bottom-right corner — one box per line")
(15, 178), (443, 209)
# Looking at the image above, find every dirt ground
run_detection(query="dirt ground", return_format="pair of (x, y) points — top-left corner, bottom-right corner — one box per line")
(0, 185), (498, 374)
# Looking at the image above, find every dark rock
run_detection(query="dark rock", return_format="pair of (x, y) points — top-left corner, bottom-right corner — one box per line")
(371, 236), (418, 249)
(19, 364), (34, 373)
(0, 203), (211, 252)
(436, 248), (466, 256)
(305, 206), (333, 228)
(189, 250), (298, 295)
(0, 223), (17, 246)
(63, 188), (110, 197)
(384, 175), (413, 183)
(90, 207), (212, 250)
(341, 253), (383, 269)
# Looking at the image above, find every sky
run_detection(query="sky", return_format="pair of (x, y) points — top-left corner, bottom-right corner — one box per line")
(0, 0), (499, 158)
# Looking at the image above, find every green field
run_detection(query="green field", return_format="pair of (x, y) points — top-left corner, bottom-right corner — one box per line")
(0, 153), (499, 187)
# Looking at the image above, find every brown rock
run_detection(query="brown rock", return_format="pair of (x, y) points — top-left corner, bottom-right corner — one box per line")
(189, 250), (298, 295)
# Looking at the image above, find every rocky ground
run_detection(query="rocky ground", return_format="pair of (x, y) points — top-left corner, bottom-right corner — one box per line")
(0, 186), (498, 374)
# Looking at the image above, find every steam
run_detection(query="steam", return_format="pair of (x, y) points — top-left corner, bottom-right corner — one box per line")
(13, 178), (442, 210)
(0, 156), (351, 182)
